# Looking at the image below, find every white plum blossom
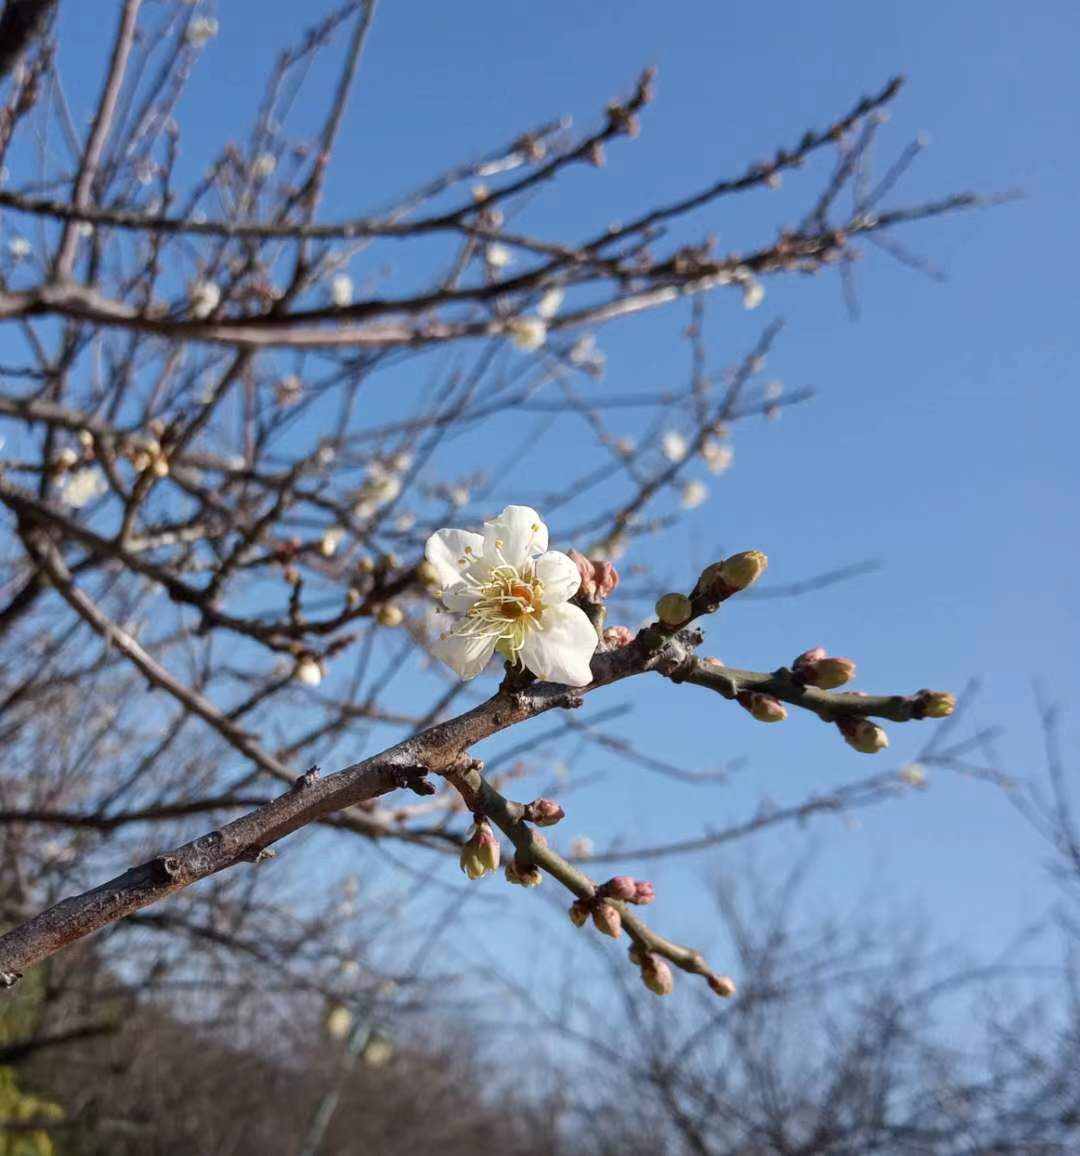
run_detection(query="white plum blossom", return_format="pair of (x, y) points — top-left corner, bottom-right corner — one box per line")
(680, 479), (708, 509)
(536, 286), (564, 319)
(320, 527), (345, 557)
(424, 505), (597, 686)
(7, 235), (31, 261)
(448, 485), (470, 508)
(661, 430), (687, 463)
(506, 316), (547, 351)
(189, 278), (220, 319)
(60, 466), (107, 509)
(185, 16), (219, 48)
(295, 656), (324, 686)
(701, 437), (734, 474)
(741, 275), (765, 310)
(485, 242), (512, 268)
(353, 462), (402, 518)
(330, 273), (353, 306)
(252, 152), (276, 179)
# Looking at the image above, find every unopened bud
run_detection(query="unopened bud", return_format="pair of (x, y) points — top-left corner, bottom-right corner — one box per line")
(914, 689), (956, 718)
(736, 691), (787, 723)
(708, 974), (736, 998)
(600, 876), (637, 901)
(793, 648), (856, 689)
(524, 798), (565, 827)
(375, 603), (404, 628)
(602, 625), (634, 649)
(640, 953), (674, 995)
(655, 592), (693, 628)
(837, 717), (889, 754)
(460, 820), (501, 879)
(568, 898), (590, 927)
(505, 857), (543, 888)
(592, 900), (622, 939)
(631, 880), (655, 905)
(718, 550), (768, 592)
(296, 656), (324, 686)
(569, 550), (620, 603)
(416, 559), (440, 587)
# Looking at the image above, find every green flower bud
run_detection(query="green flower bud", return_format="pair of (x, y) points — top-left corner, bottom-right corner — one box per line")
(655, 592), (693, 628)
(718, 550), (768, 591)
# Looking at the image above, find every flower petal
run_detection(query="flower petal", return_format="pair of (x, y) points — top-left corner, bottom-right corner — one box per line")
(519, 602), (596, 687)
(441, 582), (480, 612)
(534, 550), (581, 605)
(482, 505), (548, 568)
(431, 625), (498, 680)
(425, 528), (485, 590)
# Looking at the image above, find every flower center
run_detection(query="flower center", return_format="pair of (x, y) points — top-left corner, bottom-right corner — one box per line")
(462, 565), (545, 658)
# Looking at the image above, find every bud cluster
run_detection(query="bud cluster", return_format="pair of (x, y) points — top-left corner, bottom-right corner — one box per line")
(505, 856), (543, 888)
(597, 876), (655, 905)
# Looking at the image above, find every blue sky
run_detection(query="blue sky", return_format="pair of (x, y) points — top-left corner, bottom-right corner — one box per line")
(44, 1), (1079, 1004)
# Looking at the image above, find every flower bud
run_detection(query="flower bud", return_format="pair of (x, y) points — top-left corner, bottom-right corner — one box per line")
(460, 820), (501, 879)
(375, 603), (404, 628)
(524, 798), (565, 827)
(600, 876), (637, 901)
(296, 656), (324, 686)
(792, 648), (856, 689)
(325, 1004), (353, 1039)
(627, 942), (645, 967)
(708, 974), (736, 998)
(568, 898), (590, 927)
(602, 625), (634, 649)
(736, 691), (787, 723)
(640, 953), (674, 996)
(914, 689), (956, 718)
(569, 550), (620, 603)
(591, 900), (622, 939)
(632, 880), (655, 906)
(505, 857), (543, 888)
(837, 717), (889, 754)
(416, 559), (440, 587)
(655, 592), (693, 628)
(718, 550), (768, 592)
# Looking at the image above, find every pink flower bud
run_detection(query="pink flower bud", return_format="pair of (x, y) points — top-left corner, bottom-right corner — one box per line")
(505, 857), (543, 888)
(601, 876), (638, 901)
(602, 625), (634, 649)
(591, 900), (623, 939)
(524, 798), (565, 827)
(736, 691), (788, 723)
(569, 550), (620, 603)
(793, 648), (856, 689)
(837, 717), (889, 754)
(708, 974), (736, 998)
(632, 881), (655, 906)
(459, 819), (501, 879)
(568, 898), (590, 927)
(640, 953), (674, 995)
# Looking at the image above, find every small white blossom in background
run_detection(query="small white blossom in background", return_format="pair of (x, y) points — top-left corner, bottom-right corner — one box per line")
(189, 278), (220, 319)
(741, 275), (765, 310)
(569, 332), (605, 374)
(59, 466), (107, 509)
(680, 479), (708, 509)
(899, 763), (927, 787)
(295, 656), (324, 686)
(764, 379), (783, 401)
(395, 512), (416, 531)
(330, 273), (353, 307)
(424, 505), (597, 685)
(320, 527), (345, 557)
(185, 16), (219, 48)
(363, 1033), (394, 1069)
(353, 462), (402, 518)
(252, 152), (276, 179)
(506, 316), (547, 351)
(569, 835), (594, 860)
(275, 374), (302, 406)
(7, 235), (31, 261)
(661, 430), (687, 463)
(325, 1005), (353, 1040)
(702, 437), (734, 474)
(485, 242), (512, 269)
(536, 286), (564, 319)
(448, 485), (470, 508)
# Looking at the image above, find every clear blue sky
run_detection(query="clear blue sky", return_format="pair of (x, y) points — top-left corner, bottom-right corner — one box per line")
(47, 2), (1079, 1003)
